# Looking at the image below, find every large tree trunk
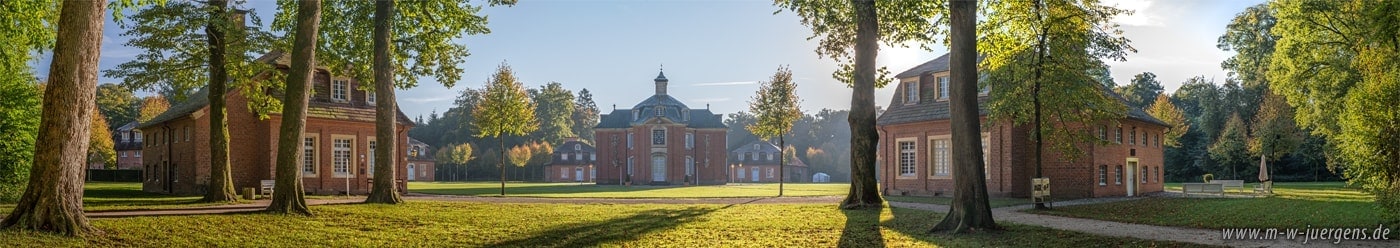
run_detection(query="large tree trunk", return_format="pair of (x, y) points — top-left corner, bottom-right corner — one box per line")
(931, 0), (1000, 233)
(266, 0), (321, 215)
(0, 0), (107, 236)
(840, 0), (883, 210)
(365, 0), (403, 204)
(201, 0), (238, 203)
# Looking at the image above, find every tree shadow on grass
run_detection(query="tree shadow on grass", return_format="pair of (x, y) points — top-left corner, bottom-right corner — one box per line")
(837, 207), (885, 247)
(486, 207), (714, 247)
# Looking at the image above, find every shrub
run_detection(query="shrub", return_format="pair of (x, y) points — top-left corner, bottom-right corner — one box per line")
(1202, 174), (1214, 183)
(1376, 186), (1400, 225)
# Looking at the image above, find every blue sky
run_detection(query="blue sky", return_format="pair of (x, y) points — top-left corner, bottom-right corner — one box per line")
(44, 0), (1264, 119)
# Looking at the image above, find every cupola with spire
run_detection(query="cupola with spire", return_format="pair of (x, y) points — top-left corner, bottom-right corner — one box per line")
(654, 69), (668, 95)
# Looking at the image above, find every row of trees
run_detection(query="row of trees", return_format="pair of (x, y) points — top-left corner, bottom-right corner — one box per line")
(408, 74), (599, 183)
(1, 0), (511, 234)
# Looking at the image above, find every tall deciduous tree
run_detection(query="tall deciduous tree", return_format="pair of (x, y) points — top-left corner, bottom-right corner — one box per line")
(747, 66), (801, 196)
(265, 0), (321, 216)
(95, 84), (141, 131)
(88, 109), (116, 168)
(776, 0), (941, 210)
(532, 82), (575, 145)
(473, 62), (537, 196)
(1209, 113), (1250, 180)
(932, 0), (998, 233)
(1218, 3), (1276, 92)
(137, 96), (170, 123)
(272, 0), (505, 203)
(1147, 94), (1189, 147)
(0, 0), (107, 235)
(1114, 72), (1163, 110)
(364, 0), (401, 204)
(980, 0), (1132, 209)
(1268, 0), (1400, 222)
(0, 0), (55, 204)
(1249, 92), (1301, 182)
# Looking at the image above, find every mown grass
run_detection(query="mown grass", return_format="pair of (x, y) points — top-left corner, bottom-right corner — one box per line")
(407, 181), (849, 198)
(885, 196), (1033, 208)
(1030, 182), (1385, 229)
(0, 182), (355, 214)
(0, 201), (1213, 247)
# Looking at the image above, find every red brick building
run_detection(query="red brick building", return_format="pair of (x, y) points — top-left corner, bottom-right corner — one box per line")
(593, 71), (729, 185)
(407, 137), (435, 182)
(139, 51), (414, 195)
(545, 138), (597, 182)
(727, 140), (808, 183)
(115, 121), (144, 170)
(877, 54), (1169, 199)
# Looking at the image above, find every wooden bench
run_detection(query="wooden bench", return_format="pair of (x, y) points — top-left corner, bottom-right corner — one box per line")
(260, 180), (275, 198)
(1209, 180), (1246, 192)
(1181, 183), (1224, 196)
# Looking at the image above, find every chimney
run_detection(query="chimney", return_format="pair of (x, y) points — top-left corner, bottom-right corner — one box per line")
(654, 70), (668, 95)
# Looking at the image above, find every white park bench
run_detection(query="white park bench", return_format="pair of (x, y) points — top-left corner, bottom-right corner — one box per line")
(1209, 180), (1246, 192)
(260, 180), (275, 198)
(1181, 183), (1224, 196)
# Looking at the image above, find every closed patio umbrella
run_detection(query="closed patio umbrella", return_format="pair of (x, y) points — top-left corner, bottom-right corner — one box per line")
(1258, 155), (1271, 193)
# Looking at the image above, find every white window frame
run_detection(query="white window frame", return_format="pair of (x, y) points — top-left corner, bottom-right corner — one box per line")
(574, 144), (582, 150)
(767, 152), (774, 161)
(766, 167), (775, 179)
(1115, 165), (1123, 185)
(367, 91), (377, 105)
(135, 151), (142, 158)
(1098, 165), (1107, 186)
(575, 152), (582, 161)
(331, 135), (355, 178)
(121, 151), (127, 158)
(685, 133), (694, 149)
(902, 80), (919, 104)
(937, 76), (950, 100)
(627, 132), (633, 148)
(367, 138), (376, 175)
(561, 167), (569, 179)
(1115, 127), (1123, 144)
(302, 134), (318, 177)
(590, 153), (596, 161)
(1130, 127), (1137, 145)
(332, 79), (349, 102)
(896, 138), (917, 178)
(929, 135), (951, 177)
(185, 126), (191, 141)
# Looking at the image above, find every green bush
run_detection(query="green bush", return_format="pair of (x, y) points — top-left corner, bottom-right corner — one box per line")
(1375, 186), (1400, 225)
(1202, 174), (1214, 183)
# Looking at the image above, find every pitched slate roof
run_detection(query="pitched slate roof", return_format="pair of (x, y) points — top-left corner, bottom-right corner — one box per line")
(728, 140), (806, 167)
(878, 53), (1169, 127)
(138, 52), (415, 129)
(594, 72), (727, 129)
(550, 140), (598, 165)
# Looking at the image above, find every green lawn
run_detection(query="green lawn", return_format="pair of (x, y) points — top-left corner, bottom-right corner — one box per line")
(885, 196), (1033, 208)
(1029, 181), (1386, 229)
(0, 182), (352, 214)
(408, 181), (849, 198)
(0, 201), (1211, 247)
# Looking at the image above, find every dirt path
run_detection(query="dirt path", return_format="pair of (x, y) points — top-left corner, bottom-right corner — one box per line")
(84, 195), (843, 218)
(890, 199), (1396, 248)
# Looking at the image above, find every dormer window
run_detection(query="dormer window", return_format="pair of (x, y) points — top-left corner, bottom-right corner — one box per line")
(632, 110), (639, 120)
(767, 153), (774, 161)
(574, 144), (581, 150)
(752, 144), (759, 150)
(655, 106), (664, 116)
(332, 79), (349, 102)
(937, 76), (950, 100)
(902, 80), (918, 104)
(682, 109), (689, 121)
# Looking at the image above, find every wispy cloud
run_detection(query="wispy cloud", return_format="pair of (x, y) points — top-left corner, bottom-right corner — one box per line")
(691, 81), (758, 87)
(402, 96), (453, 103)
(1105, 0), (1163, 27)
(692, 97), (731, 103)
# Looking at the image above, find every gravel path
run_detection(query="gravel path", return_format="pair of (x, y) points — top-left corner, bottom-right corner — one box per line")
(889, 199), (1396, 248)
(84, 195), (843, 218)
